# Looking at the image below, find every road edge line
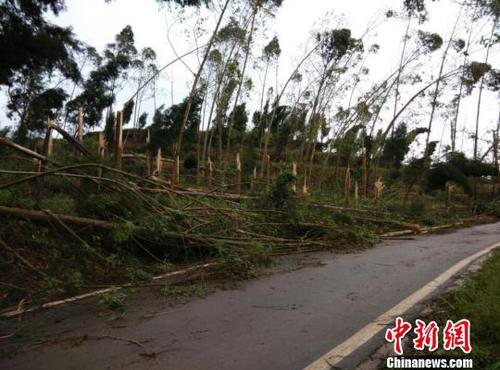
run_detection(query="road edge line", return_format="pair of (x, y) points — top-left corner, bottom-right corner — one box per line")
(303, 241), (500, 370)
(0, 262), (215, 319)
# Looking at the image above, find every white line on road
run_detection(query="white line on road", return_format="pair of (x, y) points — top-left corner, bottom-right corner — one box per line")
(0, 262), (215, 318)
(303, 241), (500, 370)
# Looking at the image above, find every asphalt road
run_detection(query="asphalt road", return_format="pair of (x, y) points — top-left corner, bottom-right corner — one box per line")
(1, 221), (499, 370)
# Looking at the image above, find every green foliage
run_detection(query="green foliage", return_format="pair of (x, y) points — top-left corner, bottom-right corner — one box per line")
(112, 222), (136, 244)
(403, 0), (427, 19)
(122, 99), (135, 124)
(0, 0), (81, 87)
(426, 152), (498, 195)
(79, 193), (142, 220)
(7, 83), (69, 142)
(228, 103), (248, 137)
(447, 152), (498, 177)
(316, 28), (363, 66)
(158, 0), (209, 6)
(216, 19), (246, 45)
(128, 268), (153, 282)
(427, 163), (473, 195)
(463, 62), (492, 94)
(40, 193), (77, 215)
(160, 284), (207, 298)
(64, 270), (84, 287)
(418, 30), (443, 52)
(149, 91), (203, 155)
(269, 171), (295, 211)
(409, 200), (426, 216)
(247, 242), (273, 267)
(216, 245), (258, 280)
(484, 200), (500, 218)
(381, 123), (427, 168)
(263, 36), (281, 61)
(183, 153), (198, 170)
(66, 25), (139, 128)
(427, 251), (500, 367)
(330, 211), (353, 225)
(98, 292), (127, 310)
(215, 242), (272, 280)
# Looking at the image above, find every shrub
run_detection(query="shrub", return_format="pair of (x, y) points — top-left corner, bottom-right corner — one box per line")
(409, 200), (426, 216)
(183, 153), (198, 170)
(98, 292), (127, 310)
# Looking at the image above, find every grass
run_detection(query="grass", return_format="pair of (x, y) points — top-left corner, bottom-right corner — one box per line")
(160, 283), (208, 298)
(417, 250), (500, 369)
(97, 292), (128, 311)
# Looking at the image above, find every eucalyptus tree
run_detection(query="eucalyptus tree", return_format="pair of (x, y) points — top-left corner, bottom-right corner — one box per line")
(149, 92), (204, 155)
(201, 18), (246, 165)
(7, 75), (72, 144)
(66, 25), (139, 139)
(225, 0), (284, 159)
(381, 123), (428, 171)
(130, 47), (158, 129)
(423, 9), (462, 162)
(176, 0), (231, 159)
(202, 18), (248, 162)
(391, 0), (429, 131)
(257, 36), (283, 173)
(1, 0), (82, 143)
(448, 2), (481, 154)
(0, 0), (81, 87)
(227, 102), (249, 148)
(302, 28), (364, 180)
(212, 60), (240, 161)
(473, 18), (498, 159)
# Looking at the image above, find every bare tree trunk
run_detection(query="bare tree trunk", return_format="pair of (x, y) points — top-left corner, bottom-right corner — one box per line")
(201, 40), (242, 168)
(260, 44), (320, 176)
(473, 20), (496, 160)
(424, 10), (461, 161)
(176, 0), (230, 157)
(257, 63), (270, 159)
(225, 6), (257, 159)
(392, 17), (412, 136)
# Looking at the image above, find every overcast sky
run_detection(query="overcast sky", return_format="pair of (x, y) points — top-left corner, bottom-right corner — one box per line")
(5, 0), (500, 158)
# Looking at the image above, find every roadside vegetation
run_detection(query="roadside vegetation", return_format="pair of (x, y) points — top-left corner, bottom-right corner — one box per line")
(406, 250), (500, 370)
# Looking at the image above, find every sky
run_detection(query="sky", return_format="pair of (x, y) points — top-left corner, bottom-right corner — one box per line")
(3, 0), (500, 159)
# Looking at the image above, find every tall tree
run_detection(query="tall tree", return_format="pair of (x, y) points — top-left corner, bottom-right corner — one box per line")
(66, 25), (140, 136)
(0, 0), (81, 86)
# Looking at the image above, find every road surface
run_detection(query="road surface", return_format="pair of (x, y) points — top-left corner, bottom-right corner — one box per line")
(1, 221), (499, 370)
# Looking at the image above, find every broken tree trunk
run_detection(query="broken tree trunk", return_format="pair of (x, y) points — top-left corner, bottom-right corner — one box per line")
(145, 129), (151, 176)
(207, 157), (213, 188)
(266, 154), (271, 187)
(250, 167), (257, 192)
(50, 123), (93, 158)
(0, 206), (115, 229)
(344, 166), (351, 208)
(98, 132), (106, 158)
(175, 155), (180, 184)
(374, 177), (385, 209)
(155, 148), (162, 176)
(291, 162), (297, 193)
(235, 152), (241, 195)
(44, 118), (54, 158)
(354, 180), (359, 207)
(77, 107), (84, 143)
(362, 146), (368, 197)
(0, 137), (50, 162)
(115, 111), (123, 169)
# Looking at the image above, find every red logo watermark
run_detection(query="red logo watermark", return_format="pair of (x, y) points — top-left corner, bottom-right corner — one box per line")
(385, 317), (471, 355)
